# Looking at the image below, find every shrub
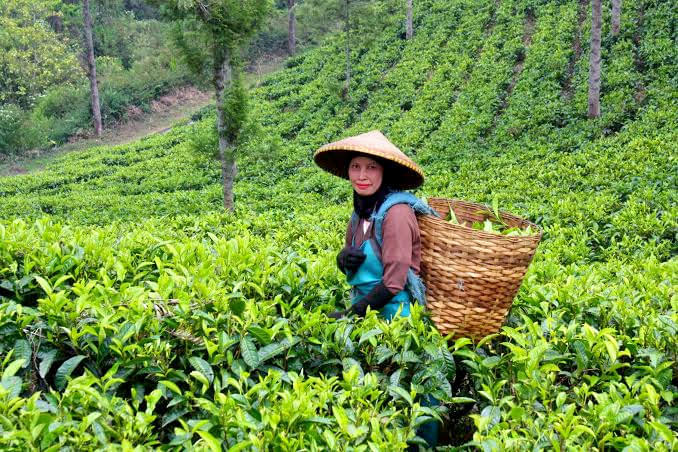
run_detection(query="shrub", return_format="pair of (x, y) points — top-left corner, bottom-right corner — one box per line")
(0, 104), (26, 155)
(32, 84), (91, 144)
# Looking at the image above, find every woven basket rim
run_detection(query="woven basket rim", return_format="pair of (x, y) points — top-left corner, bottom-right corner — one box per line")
(421, 197), (543, 241)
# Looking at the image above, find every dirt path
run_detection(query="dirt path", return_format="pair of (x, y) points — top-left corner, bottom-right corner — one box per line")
(0, 86), (213, 177)
(0, 53), (289, 178)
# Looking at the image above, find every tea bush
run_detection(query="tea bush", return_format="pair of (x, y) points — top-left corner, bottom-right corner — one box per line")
(0, 0), (676, 449)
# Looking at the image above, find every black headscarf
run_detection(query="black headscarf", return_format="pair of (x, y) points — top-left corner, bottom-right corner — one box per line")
(350, 154), (395, 220)
(353, 182), (392, 220)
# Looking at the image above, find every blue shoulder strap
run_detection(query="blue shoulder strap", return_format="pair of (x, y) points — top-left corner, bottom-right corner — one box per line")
(371, 191), (438, 247)
(368, 191), (439, 305)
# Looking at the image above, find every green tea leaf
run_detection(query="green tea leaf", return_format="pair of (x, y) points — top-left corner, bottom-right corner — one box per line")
(332, 406), (349, 431)
(188, 356), (214, 384)
(342, 358), (364, 377)
(228, 441), (253, 452)
(240, 337), (260, 369)
(389, 369), (402, 387)
(480, 405), (501, 428)
(258, 337), (299, 362)
(442, 348), (456, 380)
(229, 297), (246, 316)
(375, 345), (396, 364)
(0, 376), (22, 399)
(34, 276), (52, 295)
(572, 340), (589, 370)
(53, 274), (73, 289)
(358, 328), (383, 345)
(162, 408), (190, 428)
(649, 421), (674, 443)
(159, 380), (182, 395)
(446, 202), (460, 224)
(3, 359), (25, 379)
(248, 326), (272, 345)
(55, 355), (86, 390)
(303, 416), (334, 426)
(13, 340), (31, 368)
(388, 385), (413, 406)
(397, 350), (420, 364)
(449, 397), (476, 404)
(196, 430), (221, 452)
(492, 196), (500, 221)
(39, 350), (58, 379)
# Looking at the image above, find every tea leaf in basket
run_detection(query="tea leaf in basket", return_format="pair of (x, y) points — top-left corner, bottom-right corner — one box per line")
(446, 202), (460, 225)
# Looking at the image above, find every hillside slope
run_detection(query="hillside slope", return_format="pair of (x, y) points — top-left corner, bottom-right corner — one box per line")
(0, 0), (676, 449)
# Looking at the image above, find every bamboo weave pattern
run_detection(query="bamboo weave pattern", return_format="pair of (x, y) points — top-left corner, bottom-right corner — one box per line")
(418, 198), (542, 339)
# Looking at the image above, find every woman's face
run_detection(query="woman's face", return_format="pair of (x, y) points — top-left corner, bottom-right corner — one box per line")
(348, 155), (384, 196)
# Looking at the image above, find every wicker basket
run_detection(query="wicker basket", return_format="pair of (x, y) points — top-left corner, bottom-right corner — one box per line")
(418, 198), (542, 340)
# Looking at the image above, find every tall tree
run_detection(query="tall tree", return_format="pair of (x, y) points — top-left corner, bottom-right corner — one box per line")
(339, 0), (392, 97)
(82, 0), (103, 136)
(406, 0), (413, 39)
(611, 0), (621, 36)
(287, 0), (296, 54)
(160, 0), (270, 211)
(344, 0), (351, 97)
(588, 0), (602, 118)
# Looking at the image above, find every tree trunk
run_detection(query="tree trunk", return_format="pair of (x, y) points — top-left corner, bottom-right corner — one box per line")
(406, 0), (413, 40)
(47, 15), (63, 33)
(287, 0), (296, 55)
(82, 0), (102, 136)
(344, 0), (351, 98)
(611, 0), (621, 36)
(213, 46), (237, 211)
(588, 0), (602, 118)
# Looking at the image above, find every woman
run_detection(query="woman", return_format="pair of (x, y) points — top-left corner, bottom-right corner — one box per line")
(313, 130), (432, 320)
(314, 131), (439, 448)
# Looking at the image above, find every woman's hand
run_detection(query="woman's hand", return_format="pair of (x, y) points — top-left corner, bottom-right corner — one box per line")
(328, 284), (395, 319)
(350, 283), (394, 317)
(327, 309), (349, 319)
(336, 246), (366, 274)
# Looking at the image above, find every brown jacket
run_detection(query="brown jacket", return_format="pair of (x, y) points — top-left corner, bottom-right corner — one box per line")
(344, 204), (421, 294)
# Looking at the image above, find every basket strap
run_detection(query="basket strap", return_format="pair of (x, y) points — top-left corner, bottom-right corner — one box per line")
(371, 192), (439, 248)
(368, 192), (439, 305)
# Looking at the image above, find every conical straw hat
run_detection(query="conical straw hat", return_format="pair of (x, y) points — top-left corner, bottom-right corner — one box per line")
(314, 130), (424, 189)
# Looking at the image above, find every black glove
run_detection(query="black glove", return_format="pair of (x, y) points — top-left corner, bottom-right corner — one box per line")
(350, 283), (395, 317)
(336, 246), (366, 274)
(327, 309), (349, 319)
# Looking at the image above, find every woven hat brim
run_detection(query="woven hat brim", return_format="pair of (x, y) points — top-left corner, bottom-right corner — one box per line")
(314, 145), (424, 190)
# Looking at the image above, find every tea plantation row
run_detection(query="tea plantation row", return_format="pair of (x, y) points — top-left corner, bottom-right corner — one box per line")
(0, 0), (676, 449)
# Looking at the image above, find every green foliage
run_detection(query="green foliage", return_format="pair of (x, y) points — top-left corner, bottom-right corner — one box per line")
(171, 18), (213, 83)
(31, 84), (91, 144)
(0, 0), (676, 448)
(222, 69), (250, 144)
(0, 105), (30, 154)
(0, 217), (456, 448)
(0, 1), (195, 154)
(161, 0), (272, 48)
(0, 0), (81, 109)
(158, 0), (272, 208)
